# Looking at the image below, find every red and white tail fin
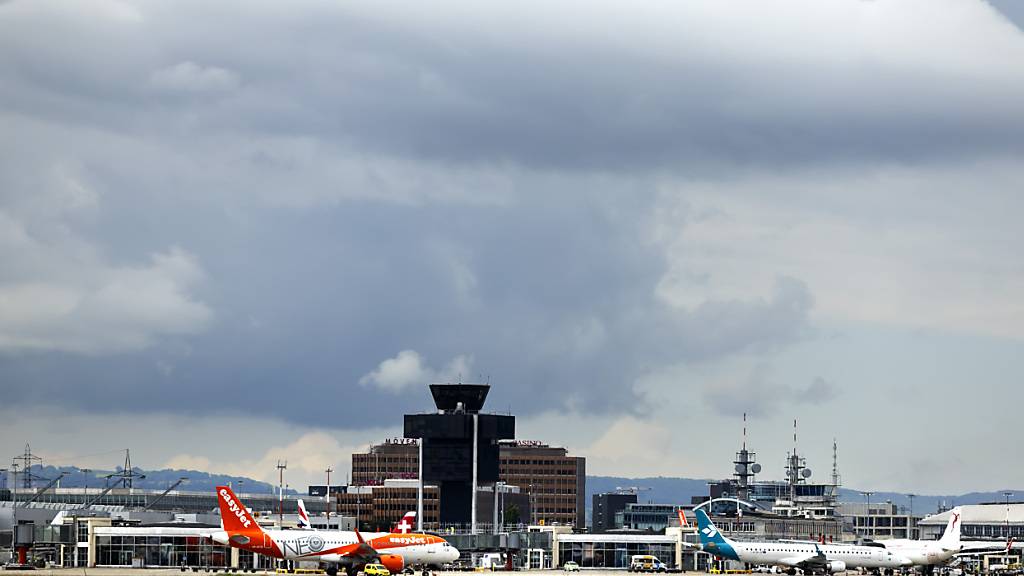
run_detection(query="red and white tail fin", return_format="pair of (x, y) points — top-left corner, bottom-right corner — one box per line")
(1006, 538), (1015, 553)
(677, 509), (689, 528)
(392, 511), (416, 533)
(297, 499), (313, 530)
(216, 485), (262, 533)
(940, 507), (962, 550)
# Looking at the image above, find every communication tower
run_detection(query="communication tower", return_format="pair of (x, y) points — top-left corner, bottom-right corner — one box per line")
(785, 419), (812, 502)
(830, 438), (842, 505)
(733, 413), (761, 502)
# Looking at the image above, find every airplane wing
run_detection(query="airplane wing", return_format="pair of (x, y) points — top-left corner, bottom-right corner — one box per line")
(777, 554), (828, 571)
(956, 539), (1017, 556)
(778, 545), (829, 572)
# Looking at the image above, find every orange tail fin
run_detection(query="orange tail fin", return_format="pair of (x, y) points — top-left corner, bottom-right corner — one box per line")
(216, 485), (262, 533)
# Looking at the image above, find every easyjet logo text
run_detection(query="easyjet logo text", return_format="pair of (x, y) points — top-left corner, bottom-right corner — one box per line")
(220, 489), (253, 529)
(388, 536), (427, 545)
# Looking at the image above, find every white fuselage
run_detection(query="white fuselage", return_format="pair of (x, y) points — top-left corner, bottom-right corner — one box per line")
(733, 541), (912, 570)
(874, 540), (956, 566)
(211, 528), (459, 566)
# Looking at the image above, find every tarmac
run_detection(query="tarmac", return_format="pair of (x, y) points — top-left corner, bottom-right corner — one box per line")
(4, 565), (634, 569)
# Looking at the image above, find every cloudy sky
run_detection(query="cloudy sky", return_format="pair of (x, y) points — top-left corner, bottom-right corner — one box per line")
(2, 0), (1023, 495)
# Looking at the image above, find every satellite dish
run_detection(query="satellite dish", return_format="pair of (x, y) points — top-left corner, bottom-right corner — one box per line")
(751, 463), (762, 474)
(802, 468), (812, 478)
(735, 464), (745, 473)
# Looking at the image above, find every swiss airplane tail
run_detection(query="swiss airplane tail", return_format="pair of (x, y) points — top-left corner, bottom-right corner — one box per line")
(297, 499), (313, 530)
(216, 485), (263, 534)
(939, 507), (963, 551)
(392, 511), (417, 533)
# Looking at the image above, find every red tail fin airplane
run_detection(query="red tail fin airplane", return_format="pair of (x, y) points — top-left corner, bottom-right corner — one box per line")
(392, 512), (416, 534)
(209, 486), (458, 576)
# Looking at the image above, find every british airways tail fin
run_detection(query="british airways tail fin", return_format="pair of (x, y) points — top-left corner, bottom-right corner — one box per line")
(297, 499), (314, 530)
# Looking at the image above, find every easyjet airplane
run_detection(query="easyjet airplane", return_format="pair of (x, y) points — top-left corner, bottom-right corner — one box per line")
(209, 486), (459, 576)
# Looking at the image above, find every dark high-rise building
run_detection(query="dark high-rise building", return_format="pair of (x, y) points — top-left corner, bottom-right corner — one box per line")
(403, 383), (515, 526)
(592, 492), (637, 533)
(352, 384), (587, 529)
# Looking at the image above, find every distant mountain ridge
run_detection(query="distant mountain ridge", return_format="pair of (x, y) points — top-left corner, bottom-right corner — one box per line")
(8, 467), (1018, 519)
(586, 475), (1023, 518)
(5, 465), (285, 494)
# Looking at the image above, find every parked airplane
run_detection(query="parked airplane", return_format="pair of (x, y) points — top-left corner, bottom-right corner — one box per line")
(696, 509), (912, 575)
(867, 507), (962, 573)
(209, 486), (459, 576)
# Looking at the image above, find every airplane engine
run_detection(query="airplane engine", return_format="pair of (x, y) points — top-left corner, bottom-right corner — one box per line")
(378, 554), (405, 573)
(827, 561), (847, 573)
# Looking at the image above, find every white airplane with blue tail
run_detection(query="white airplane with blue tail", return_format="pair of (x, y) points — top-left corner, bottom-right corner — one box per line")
(696, 509), (912, 574)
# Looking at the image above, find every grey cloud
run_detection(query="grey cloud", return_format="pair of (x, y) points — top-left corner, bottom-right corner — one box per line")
(0, 0), (1012, 431)
(796, 376), (840, 406)
(2, 1), (1023, 175)
(988, 0), (1024, 30)
(704, 368), (840, 418)
(0, 185), (816, 426)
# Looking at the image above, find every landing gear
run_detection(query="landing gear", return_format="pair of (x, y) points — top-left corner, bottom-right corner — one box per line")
(346, 568), (357, 576)
(326, 568), (338, 576)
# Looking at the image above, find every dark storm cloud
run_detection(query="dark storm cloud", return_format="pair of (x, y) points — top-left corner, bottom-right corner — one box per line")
(989, 0), (1024, 30)
(0, 189), (814, 425)
(1, 0), (1021, 428)
(2, 1), (1023, 175)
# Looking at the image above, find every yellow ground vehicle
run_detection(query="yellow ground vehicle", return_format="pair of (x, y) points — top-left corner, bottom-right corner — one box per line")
(363, 564), (391, 576)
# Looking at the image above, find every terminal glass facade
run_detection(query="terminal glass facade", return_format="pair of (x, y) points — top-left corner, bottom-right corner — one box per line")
(558, 541), (676, 569)
(94, 535), (230, 567)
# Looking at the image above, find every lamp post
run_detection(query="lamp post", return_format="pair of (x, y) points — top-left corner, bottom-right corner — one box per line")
(907, 494), (916, 539)
(861, 492), (874, 539)
(1004, 492), (1013, 540)
(325, 467), (333, 530)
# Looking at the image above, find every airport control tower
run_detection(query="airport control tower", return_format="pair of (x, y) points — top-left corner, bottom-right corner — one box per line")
(404, 383), (515, 528)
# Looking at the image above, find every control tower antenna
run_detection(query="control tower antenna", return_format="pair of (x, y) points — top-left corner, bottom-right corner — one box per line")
(785, 419), (811, 502)
(831, 438), (841, 488)
(733, 413), (760, 503)
(830, 438), (842, 505)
